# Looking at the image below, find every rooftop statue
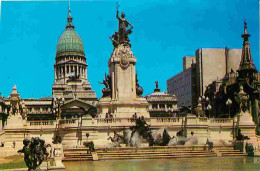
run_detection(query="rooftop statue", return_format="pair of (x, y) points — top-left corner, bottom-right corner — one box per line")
(110, 3), (133, 47)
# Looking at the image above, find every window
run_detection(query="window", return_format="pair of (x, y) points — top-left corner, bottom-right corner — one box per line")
(159, 104), (164, 109)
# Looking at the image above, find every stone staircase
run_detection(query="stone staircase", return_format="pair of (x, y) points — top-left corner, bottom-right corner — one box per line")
(63, 146), (217, 161)
(214, 146), (246, 157)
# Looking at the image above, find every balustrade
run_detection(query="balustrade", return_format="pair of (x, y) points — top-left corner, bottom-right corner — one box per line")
(59, 119), (78, 126)
(26, 117), (234, 128)
(209, 118), (233, 123)
(28, 121), (54, 126)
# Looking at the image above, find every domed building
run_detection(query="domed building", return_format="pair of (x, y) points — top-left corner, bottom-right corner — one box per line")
(52, 9), (97, 118)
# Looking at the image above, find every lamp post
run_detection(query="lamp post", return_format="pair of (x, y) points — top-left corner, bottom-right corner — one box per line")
(226, 98), (232, 118)
(197, 95), (210, 117)
(54, 96), (65, 120)
(206, 104), (212, 118)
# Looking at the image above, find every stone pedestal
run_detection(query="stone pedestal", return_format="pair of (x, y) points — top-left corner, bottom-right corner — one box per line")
(98, 97), (149, 118)
(97, 44), (149, 118)
(51, 144), (65, 169)
(91, 152), (99, 161)
(237, 111), (258, 148)
(185, 115), (208, 145)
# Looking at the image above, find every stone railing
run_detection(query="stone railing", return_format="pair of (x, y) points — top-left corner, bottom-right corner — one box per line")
(26, 117), (233, 129)
(149, 108), (168, 112)
(209, 118), (233, 126)
(81, 117), (182, 127)
(27, 120), (55, 128)
(97, 118), (122, 124)
(186, 117), (233, 127)
(150, 117), (182, 126)
(59, 119), (79, 127)
(28, 111), (52, 114)
(93, 118), (137, 127)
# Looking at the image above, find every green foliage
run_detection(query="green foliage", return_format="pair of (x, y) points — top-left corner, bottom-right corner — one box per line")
(256, 126), (260, 135)
(0, 155), (26, 170)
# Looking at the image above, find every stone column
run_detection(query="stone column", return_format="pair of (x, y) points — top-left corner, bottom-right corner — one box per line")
(61, 67), (63, 78)
(65, 64), (67, 76)
(78, 66), (81, 77)
(76, 66), (79, 77)
(54, 66), (57, 80)
(57, 66), (59, 78)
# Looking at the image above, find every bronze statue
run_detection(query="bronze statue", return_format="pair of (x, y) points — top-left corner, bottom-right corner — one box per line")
(110, 31), (119, 47)
(136, 74), (144, 97)
(83, 141), (96, 153)
(129, 116), (154, 146)
(116, 3), (133, 44)
(155, 81), (159, 89)
(236, 129), (250, 140)
(206, 138), (214, 151)
(52, 132), (62, 144)
(110, 2), (133, 46)
(18, 139), (32, 170)
(18, 137), (49, 170)
(107, 131), (126, 146)
(99, 73), (112, 97)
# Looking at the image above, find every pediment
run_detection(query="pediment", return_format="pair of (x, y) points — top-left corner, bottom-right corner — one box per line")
(61, 99), (95, 110)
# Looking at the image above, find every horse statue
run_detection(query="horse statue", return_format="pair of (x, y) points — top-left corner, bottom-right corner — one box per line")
(107, 131), (126, 146)
(129, 116), (154, 146)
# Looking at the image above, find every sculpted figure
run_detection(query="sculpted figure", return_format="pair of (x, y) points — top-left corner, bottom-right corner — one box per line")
(18, 137), (48, 170)
(99, 73), (112, 97)
(129, 116), (154, 146)
(83, 141), (96, 153)
(110, 31), (119, 47)
(115, 3), (133, 44)
(52, 133), (62, 144)
(136, 74), (144, 97)
(18, 139), (32, 170)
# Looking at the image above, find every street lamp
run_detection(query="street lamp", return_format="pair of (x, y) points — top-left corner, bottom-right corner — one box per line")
(54, 96), (65, 120)
(197, 95), (210, 117)
(226, 98), (232, 118)
(206, 104), (212, 118)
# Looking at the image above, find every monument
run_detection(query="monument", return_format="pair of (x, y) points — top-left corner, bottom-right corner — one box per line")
(97, 5), (149, 118)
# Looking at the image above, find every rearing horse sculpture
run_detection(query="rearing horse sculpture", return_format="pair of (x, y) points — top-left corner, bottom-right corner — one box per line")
(129, 116), (154, 146)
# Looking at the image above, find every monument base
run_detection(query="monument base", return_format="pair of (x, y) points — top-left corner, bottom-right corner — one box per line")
(97, 97), (150, 118)
(238, 111), (258, 148)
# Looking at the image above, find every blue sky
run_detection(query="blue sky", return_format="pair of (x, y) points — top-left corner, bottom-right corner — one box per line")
(0, 0), (259, 99)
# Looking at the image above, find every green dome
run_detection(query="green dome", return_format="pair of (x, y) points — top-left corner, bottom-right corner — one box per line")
(56, 29), (84, 55)
(56, 10), (84, 55)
